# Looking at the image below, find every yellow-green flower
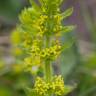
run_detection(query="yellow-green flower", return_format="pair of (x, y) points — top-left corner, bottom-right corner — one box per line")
(51, 75), (64, 96)
(34, 75), (64, 96)
(34, 77), (48, 96)
(40, 45), (61, 60)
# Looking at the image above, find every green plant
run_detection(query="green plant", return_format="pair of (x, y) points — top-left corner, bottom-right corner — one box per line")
(12, 0), (75, 95)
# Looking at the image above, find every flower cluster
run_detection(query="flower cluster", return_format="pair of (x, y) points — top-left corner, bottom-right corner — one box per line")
(53, 15), (62, 37)
(30, 40), (41, 55)
(23, 43), (61, 73)
(34, 75), (64, 96)
(51, 75), (64, 95)
(34, 77), (48, 96)
(40, 45), (61, 60)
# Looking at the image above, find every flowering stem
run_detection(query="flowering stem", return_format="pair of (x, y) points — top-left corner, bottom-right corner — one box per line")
(44, 60), (52, 82)
(44, 36), (52, 83)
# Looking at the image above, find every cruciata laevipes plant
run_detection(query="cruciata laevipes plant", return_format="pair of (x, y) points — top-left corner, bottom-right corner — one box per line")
(12, 0), (75, 95)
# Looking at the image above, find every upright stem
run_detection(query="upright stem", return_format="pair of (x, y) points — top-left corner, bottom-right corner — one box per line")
(44, 60), (52, 82)
(44, 36), (52, 82)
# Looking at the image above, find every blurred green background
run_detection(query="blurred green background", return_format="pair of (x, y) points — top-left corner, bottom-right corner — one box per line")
(0, 0), (96, 96)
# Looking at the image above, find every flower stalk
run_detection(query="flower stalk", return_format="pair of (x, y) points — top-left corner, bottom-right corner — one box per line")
(44, 58), (52, 82)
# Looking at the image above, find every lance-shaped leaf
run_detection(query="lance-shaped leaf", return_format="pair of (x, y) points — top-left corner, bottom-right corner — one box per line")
(61, 7), (73, 19)
(29, 0), (41, 11)
(57, 0), (63, 6)
(39, 0), (45, 5)
(64, 85), (76, 95)
(62, 25), (76, 33)
(61, 37), (75, 52)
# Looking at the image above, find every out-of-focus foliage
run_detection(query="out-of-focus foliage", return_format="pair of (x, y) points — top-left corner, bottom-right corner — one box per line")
(0, 0), (23, 21)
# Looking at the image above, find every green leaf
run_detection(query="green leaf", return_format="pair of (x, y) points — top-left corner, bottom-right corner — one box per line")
(78, 86), (96, 96)
(29, 0), (41, 11)
(62, 25), (76, 33)
(56, 0), (63, 6)
(39, 0), (45, 5)
(61, 37), (75, 52)
(64, 85), (75, 95)
(61, 7), (73, 19)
